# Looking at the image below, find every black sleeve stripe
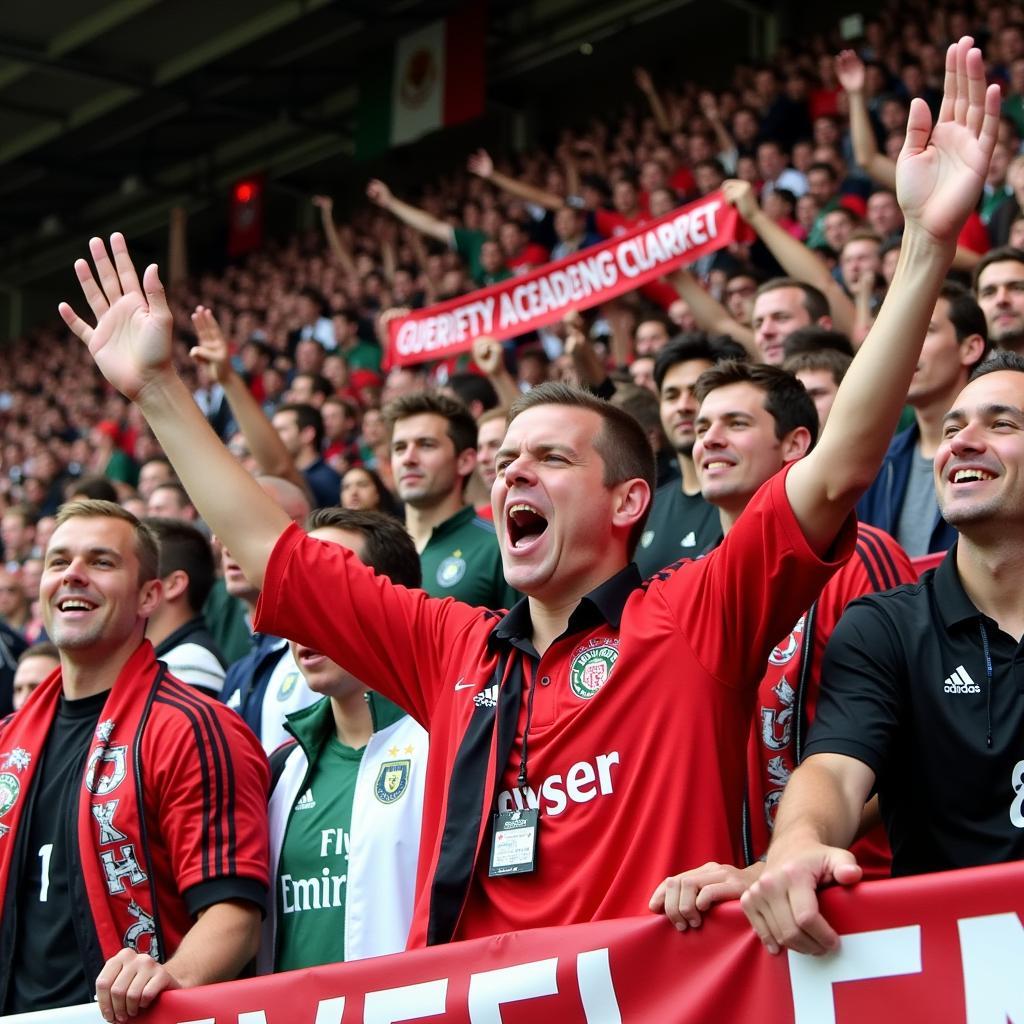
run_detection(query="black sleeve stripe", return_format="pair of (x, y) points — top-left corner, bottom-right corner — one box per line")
(853, 538), (883, 592)
(159, 682), (226, 877)
(162, 679), (240, 877)
(856, 527), (901, 591)
(866, 525), (903, 587)
(153, 693), (213, 880)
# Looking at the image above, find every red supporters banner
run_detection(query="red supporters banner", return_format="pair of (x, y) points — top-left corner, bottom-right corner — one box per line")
(386, 192), (739, 367)
(32, 861), (1024, 1023)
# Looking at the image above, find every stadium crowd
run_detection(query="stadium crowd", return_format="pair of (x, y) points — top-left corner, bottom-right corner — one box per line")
(0, 0), (1023, 1018)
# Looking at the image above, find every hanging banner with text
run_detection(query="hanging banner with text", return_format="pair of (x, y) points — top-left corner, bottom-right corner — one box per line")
(386, 191), (739, 367)
(16, 860), (1024, 1024)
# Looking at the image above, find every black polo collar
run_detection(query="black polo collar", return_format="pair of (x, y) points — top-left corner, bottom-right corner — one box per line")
(933, 543), (984, 629)
(489, 562), (643, 651)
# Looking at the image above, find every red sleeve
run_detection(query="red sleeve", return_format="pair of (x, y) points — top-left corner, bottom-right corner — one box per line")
(254, 523), (485, 726)
(648, 462), (857, 689)
(154, 696), (270, 895)
(957, 211), (990, 254)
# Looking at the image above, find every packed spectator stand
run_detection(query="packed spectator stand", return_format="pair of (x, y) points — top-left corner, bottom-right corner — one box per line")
(1, 0), (1024, 1018)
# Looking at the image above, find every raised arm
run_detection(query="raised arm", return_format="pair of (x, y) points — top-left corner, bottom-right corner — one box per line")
(634, 67), (672, 134)
(366, 179), (453, 246)
(313, 195), (357, 278)
(467, 149), (565, 212)
(167, 206), (188, 289)
(699, 91), (738, 173)
(190, 306), (311, 497)
(669, 268), (757, 357)
(836, 50), (897, 190)
(785, 36), (1000, 554)
(58, 236), (290, 589)
(723, 178), (857, 337)
(472, 335), (521, 408)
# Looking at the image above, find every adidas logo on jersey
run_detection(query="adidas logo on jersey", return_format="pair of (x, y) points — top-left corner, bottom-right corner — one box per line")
(295, 787), (317, 810)
(944, 665), (981, 694)
(473, 685), (498, 709)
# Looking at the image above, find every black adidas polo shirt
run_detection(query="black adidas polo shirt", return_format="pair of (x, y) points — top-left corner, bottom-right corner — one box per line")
(805, 544), (1024, 876)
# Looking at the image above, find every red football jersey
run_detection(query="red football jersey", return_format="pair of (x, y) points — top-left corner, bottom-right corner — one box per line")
(256, 464), (855, 946)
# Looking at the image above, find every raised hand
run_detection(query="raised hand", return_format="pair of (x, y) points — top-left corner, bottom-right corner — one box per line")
(634, 67), (654, 94)
(58, 233), (173, 403)
(722, 178), (760, 222)
(366, 179), (393, 208)
(472, 335), (504, 376)
(190, 306), (233, 384)
(834, 50), (865, 93)
(312, 194), (334, 213)
(896, 37), (1000, 247)
(467, 149), (494, 179)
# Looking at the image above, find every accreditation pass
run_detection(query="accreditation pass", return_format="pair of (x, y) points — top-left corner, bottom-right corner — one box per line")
(489, 808), (539, 876)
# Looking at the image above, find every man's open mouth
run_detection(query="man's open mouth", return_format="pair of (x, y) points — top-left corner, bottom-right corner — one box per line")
(507, 503), (549, 549)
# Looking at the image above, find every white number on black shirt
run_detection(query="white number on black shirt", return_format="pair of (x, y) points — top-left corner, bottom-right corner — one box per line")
(38, 843), (53, 902)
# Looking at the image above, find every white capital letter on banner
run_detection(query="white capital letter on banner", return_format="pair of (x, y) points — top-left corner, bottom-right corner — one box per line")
(577, 948), (622, 1024)
(788, 925), (922, 1024)
(363, 979), (447, 1023)
(468, 958), (559, 1023)
(958, 912), (1024, 1022)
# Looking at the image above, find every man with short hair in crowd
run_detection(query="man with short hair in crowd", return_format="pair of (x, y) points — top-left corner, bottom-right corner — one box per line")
(58, 34), (995, 949)
(386, 392), (515, 608)
(973, 246), (1024, 353)
(146, 481), (197, 522)
(136, 457), (175, 502)
(145, 518), (227, 696)
(784, 347), (853, 429)
(752, 279), (831, 365)
(12, 641), (59, 711)
(858, 282), (990, 556)
(0, 500), (268, 1021)
(271, 402), (341, 509)
(262, 509), (427, 973)
(635, 334), (745, 576)
(2, 506), (36, 568)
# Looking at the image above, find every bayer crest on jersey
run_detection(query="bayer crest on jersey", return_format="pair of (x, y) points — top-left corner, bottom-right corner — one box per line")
(436, 554), (467, 588)
(0, 772), (20, 817)
(374, 759), (411, 804)
(569, 638), (619, 700)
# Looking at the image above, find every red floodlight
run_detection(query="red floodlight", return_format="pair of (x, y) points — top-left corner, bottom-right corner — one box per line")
(234, 181), (256, 203)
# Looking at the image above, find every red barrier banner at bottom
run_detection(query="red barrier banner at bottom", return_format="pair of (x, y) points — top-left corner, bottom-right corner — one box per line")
(12, 860), (1024, 1023)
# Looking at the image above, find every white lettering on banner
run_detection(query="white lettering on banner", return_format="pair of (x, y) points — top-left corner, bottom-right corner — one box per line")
(496, 751), (620, 817)
(468, 958), (558, 1023)
(576, 948), (623, 1024)
(958, 912), (1024, 1022)
(363, 979), (448, 1023)
(394, 298), (496, 357)
(164, 947), (621, 1024)
(788, 925), (922, 1024)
